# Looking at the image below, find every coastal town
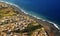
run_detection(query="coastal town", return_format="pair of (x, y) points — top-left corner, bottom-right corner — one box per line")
(0, 2), (48, 36)
(0, 2), (60, 36)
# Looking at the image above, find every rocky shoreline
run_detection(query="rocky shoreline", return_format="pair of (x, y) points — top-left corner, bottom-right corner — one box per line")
(0, 2), (60, 36)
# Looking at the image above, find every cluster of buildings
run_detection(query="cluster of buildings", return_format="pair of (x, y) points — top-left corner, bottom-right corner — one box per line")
(0, 2), (47, 36)
(0, 32), (28, 36)
(0, 12), (37, 36)
(0, 2), (9, 9)
(0, 14), (36, 31)
(0, 13), (47, 36)
(31, 28), (48, 36)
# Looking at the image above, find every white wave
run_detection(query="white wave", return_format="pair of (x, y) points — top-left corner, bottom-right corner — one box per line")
(47, 21), (60, 30)
(0, 1), (60, 31)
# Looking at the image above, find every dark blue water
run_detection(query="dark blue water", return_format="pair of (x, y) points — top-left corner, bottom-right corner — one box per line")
(0, 0), (60, 27)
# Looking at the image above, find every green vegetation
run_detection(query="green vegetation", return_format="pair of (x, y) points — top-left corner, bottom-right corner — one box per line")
(22, 24), (42, 32)
(13, 23), (43, 36)
(0, 11), (16, 19)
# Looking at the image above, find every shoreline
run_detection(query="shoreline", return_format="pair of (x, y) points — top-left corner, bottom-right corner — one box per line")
(0, 0), (60, 30)
(1, 1), (60, 30)
(0, 1), (60, 36)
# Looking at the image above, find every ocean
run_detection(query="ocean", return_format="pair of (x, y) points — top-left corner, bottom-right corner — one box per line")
(0, 0), (60, 28)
